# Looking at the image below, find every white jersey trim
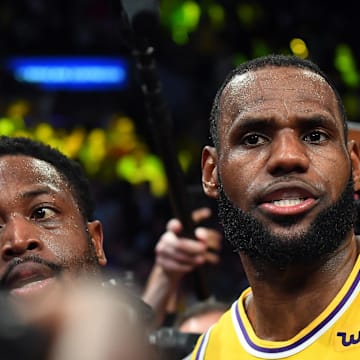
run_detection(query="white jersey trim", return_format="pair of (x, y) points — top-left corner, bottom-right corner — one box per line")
(231, 271), (360, 359)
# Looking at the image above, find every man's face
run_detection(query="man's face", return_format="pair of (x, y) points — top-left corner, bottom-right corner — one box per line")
(0, 155), (106, 306)
(202, 66), (360, 264)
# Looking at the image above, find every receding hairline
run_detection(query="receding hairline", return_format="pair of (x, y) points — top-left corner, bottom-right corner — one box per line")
(219, 66), (336, 115)
(0, 153), (69, 183)
(210, 57), (348, 148)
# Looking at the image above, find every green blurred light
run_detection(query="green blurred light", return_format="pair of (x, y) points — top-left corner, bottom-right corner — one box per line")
(160, 0), (182, 27)
(116, 154), (167, 197)
(334, 44), (360, 88)
(344, 73), (359, 87)
(335, 44), (353, 69)
(34, 122), (54, 142)
(343, 93), (359, 120)
(207, 4), (225, 28)
(233, 53), (248, 66)
(172, 1), (200, 29)
(0, 118), (16, 135)
(170, 1), (201, 45)
(183, 1), (201, 28)
(252, 39), (271, 58)
(237, 3), (261, 28)
(172, 28), (189, 45)
(116, 156), (137, 180)
(178, 149), (192, 171)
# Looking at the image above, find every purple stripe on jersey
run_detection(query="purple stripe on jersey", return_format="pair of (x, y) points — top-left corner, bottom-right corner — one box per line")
(195, 332), (208, 360)
(235, 270), (360, 354)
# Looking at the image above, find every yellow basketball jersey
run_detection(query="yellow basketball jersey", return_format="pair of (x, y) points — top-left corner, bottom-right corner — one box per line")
(190, 255), (360, 359)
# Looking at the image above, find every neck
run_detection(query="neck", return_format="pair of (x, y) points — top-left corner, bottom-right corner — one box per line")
(240, 234), (359, 341)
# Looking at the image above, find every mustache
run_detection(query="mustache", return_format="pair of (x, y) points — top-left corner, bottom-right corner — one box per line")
(216, 176), (356, 267)
(0, 254), (62, 289)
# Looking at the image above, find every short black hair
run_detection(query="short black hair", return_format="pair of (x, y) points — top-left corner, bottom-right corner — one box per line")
(210, 54), (348, 149)
(0, 136), (95, 221)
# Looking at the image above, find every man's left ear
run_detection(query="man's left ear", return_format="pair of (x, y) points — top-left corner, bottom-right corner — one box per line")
(87, 220), (107, 266)
(349, 140), (360, 192)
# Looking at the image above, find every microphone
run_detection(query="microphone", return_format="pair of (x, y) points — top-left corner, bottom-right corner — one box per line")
(119, 0), (211, 300)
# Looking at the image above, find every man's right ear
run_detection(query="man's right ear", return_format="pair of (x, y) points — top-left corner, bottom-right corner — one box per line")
(349, 139), (360, 192)
(201, 146), (219, 198)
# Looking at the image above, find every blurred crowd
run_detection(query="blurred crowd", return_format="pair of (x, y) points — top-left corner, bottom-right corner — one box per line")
(2, 0), (360, 319)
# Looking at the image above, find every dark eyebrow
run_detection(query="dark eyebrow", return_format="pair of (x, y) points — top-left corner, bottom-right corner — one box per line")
(298, 116), (338, 129)
(230, 117), (274, 132)
(20, 186), (59, 200)
(232, 114), (338, 132)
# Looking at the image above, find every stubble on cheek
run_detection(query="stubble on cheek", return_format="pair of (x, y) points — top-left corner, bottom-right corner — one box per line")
(41, 223), (98, 273)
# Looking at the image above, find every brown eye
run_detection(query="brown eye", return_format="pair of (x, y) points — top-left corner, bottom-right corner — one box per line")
(303, 131), (328, 143)
(31, 207), (57, 220)
(242, 134), (268, 146)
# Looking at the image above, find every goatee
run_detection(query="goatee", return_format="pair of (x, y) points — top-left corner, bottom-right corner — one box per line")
(217, 177), (356, 268)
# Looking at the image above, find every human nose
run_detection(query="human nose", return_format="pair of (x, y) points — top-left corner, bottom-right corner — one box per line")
(266, 131), (310, 176)
(0, 217), (43, 260)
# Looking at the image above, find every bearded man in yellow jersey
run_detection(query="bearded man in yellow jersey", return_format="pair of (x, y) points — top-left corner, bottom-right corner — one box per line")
(189, 54), (360, 359)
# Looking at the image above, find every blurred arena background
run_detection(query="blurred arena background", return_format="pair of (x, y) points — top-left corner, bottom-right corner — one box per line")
(1, 0), (360, 303)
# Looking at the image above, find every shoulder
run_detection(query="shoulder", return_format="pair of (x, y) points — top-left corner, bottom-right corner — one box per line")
(188, 303), (238, 359)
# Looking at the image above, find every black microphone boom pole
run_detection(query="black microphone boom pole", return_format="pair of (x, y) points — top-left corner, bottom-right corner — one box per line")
(119, 0), (210, 300)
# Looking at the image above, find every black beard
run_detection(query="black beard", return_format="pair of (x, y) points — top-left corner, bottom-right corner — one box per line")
(217, 177), (356, 268)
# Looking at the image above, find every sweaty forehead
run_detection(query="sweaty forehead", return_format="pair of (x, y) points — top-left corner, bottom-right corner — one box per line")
(0, 155), (66, 189)
(219, 67), (336, 120)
